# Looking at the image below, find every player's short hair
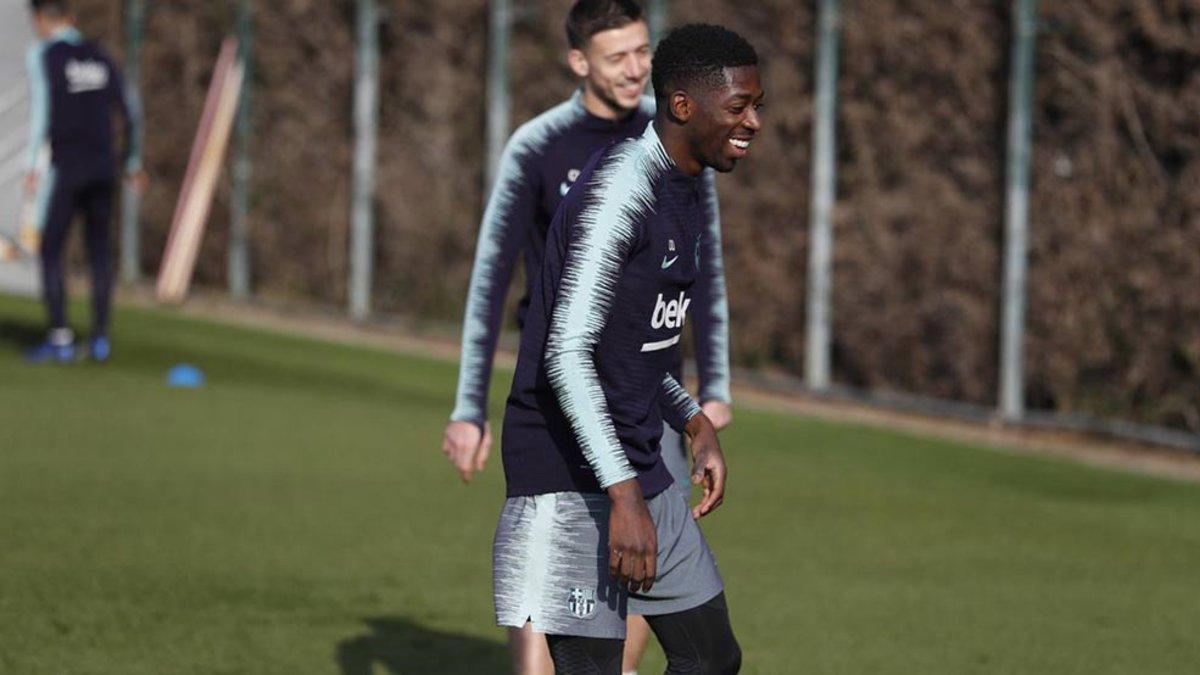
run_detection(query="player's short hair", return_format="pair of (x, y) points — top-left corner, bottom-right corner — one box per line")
(651, 24), (758, 101)
(565, 0), (644, 50)
(30, 0), (71, 16)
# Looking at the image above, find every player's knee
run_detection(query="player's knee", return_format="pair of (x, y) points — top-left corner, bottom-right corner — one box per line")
(712, 638), (741, 674)
(697, 630), (740, 674)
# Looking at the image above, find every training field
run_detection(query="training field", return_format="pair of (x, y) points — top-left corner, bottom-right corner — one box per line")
(1, 292), (1199, 674)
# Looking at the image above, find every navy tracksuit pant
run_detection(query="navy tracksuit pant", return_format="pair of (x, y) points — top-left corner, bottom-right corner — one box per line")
(40, 162), (115, 336)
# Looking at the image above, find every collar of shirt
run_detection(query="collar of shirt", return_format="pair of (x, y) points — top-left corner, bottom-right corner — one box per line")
(43, 25), (83, 46)
(570, 88), (650, 133)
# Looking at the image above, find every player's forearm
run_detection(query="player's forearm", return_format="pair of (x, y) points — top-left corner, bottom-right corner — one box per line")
(660, 373), (702, 432)
(25, 51), (48, 171)
(694, 168), (732, 403)
(692, 298), (732, 404)
(450, 291), (506, 427)
(450, 185), (528, 425)
(545, 346), (638, 489)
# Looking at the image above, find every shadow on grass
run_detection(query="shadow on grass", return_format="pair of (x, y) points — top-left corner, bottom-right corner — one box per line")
(335, 616), (509, 674)
(0, 318), (45, 350)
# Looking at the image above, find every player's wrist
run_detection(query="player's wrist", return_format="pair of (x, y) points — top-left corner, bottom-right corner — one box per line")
(683, 411), (713, 440)
(447, 412), (486, 435)
(606, 477), (643, 506)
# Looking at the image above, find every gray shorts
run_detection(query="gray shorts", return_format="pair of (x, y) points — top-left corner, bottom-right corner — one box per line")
(493, 486), (724, 639)
(659, 424), (691, 498)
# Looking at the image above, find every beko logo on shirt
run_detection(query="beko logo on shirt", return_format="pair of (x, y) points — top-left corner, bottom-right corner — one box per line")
(651, 292), (691, 330)
(65, 59), (109, 93)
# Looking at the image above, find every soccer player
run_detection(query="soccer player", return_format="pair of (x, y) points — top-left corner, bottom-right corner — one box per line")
(443, 2), (732, 672)
(23, 0), (143, 363)
(492, 23), (762, 675)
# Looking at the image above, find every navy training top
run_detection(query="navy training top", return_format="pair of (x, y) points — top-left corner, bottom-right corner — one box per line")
(450, 91), (730, 430)
(501, 122), (704, 498)
(26, 27), (140, 174)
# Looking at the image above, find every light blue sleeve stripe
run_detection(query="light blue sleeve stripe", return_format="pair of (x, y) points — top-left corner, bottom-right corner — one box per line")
(33, 165), (55, 232)
(24, 44), (49, 171)
(693, 168), (732, 403)
(661, 373), (702, 431)
(450, 99), (584, 427)
(449, 132), (533, 427)
(544, 136), (669, 489)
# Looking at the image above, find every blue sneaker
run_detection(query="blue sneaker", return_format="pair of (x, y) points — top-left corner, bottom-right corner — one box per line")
(25, 340), (76, 364)
(88, 335), (112, 363)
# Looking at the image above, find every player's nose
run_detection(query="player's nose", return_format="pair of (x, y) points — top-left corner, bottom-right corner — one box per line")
(626, 56), (648, 81)
(742, 106), (762, 133)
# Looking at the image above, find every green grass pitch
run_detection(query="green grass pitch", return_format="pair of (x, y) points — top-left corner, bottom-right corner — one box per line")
(1, 292), (1199, 673)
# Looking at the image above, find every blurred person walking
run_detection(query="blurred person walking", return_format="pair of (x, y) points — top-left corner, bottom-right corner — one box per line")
(23, 0), (143, 363)
(441, 2), (734, 673)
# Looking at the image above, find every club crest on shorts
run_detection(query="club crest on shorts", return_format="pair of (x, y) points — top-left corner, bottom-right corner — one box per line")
(567, 587), (596, 619)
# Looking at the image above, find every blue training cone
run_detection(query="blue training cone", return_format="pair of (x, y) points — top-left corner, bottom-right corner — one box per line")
(167, 364), (205, 388)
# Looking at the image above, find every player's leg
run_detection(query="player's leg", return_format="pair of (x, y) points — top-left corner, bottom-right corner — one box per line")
(627, 489), (730, 672)
(508, 623), (555, 675)
(546, 634), (624, 674)
(27, 168), (77, 362)
(80, 175), (116, 360)
(623, 425), (693, 673)
(644, 592), (740, 674)
(621, 614), (652, 674)
(494, 492), (627, 672)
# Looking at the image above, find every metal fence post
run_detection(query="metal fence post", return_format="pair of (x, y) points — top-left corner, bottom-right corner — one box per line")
(647, 0), (668, 44)
(999, 0), (1038, 420)
(349, 0), (379, 321)
(119, 0), (145, 284)
(804, 0), (841, 393)
(484, 0), (511, 198)
(228, 0), (253, 300)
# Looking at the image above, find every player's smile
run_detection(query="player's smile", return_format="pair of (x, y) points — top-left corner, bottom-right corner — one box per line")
(727, 134), (753, 159)
(694, 65), (763, 172)
(617, 79), (645, 97)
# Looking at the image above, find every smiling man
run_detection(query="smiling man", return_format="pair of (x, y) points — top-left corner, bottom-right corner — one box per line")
(443, 3), (734, 673)
(492, 24), (762, 675)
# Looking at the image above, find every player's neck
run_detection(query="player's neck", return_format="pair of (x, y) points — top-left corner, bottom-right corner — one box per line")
(580, 86), (636, 122)
(652, 119), (703, 176)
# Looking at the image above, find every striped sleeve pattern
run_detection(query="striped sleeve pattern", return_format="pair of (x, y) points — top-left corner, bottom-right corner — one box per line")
(24, 44), (49, 171)
(105, 48), (142, 172)
(544, 134), (672, 489)
(450, 99), (584, 427)
(691, 168), (732, 403)
(660, 373), (702, 432)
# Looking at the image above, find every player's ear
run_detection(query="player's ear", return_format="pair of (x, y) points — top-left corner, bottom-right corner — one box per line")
(567, 49), (589, 78)
(669, 90), (693, 123)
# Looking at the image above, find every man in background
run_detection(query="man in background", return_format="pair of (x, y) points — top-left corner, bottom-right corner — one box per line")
(24, 0), (144, 363)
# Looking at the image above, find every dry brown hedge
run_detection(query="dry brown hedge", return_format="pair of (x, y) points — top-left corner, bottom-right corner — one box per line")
(71, 1), (1200, 433)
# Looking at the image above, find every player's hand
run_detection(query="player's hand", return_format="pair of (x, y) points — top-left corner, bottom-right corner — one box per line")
(685, 413), (727, 519)
(607, 478), (657, 593)
(125, 169), (149, 196)
(441, 420), (491, 484)
(24, 171), (39, 196)
(701, 400), (733, 431)
(18, 225), (40, 255)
